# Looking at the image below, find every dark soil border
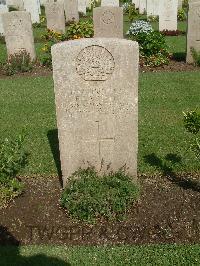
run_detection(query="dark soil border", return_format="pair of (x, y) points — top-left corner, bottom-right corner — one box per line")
(0, 172), (199, 246)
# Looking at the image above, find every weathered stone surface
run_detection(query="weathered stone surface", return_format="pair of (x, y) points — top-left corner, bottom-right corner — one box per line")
(6, 0), (24, 10)
(64, 0), (79, 22)
(45, 1), (65, 33)
(52, 38), (139, 187)
(101, 0), (119, 7)
(159, 0), (178, 31)
(139, 0), (146, 14)
(2, 11), (36, 59)
(23, 0), (40, 23)
(93, 7), (123, 38)
(178, 0), (182, 9)
(0, 4), (8, 35)
(78, 0), (86, 14)
(132, 0), (139, 9)
(147, 0), (160, 16)
(187, 0), (200, 63)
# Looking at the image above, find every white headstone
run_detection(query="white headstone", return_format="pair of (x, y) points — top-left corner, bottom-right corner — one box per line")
(101, 0), (119, 7)
(2, 11), (36, 59)
(6, 0), (24, 10)
(45, 1), (65, 33)
(0, 4), (8, 35)
(23, 0), (40, 23)
(132, 0), (139, 9)
(186, 0), (200, 63)
(139, 0), (146, 14)
(78, 0), (86, 14)
(159, 0), (178, 31)
(52, 38), (139, 187)
(64, 0), (79, 22)
(147, 0), (160, 16)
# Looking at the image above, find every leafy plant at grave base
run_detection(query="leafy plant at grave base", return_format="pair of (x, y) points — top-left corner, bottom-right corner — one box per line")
(61, 167), (140, 223)
(191, 47), (200, 67)
(3, 51), (34, 76)
(147, 15), (159, 22)
(183, 110), (200, 159)
(40, 30), (67, 67)
(0, 35), (5, 44)
(79, 12), (87, 18)
(0, 134), (27, 208)
(177, 9), (187, 21)
(127, 22), (170, 67)
(66, 20), (94, 40)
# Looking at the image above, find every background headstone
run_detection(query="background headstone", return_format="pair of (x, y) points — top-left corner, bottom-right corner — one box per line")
(187, 0), (200, 63)
(78, 0), (86, 14)
(139, 0), (146, 14)
(45, 1), (65, 33)
(159, 0), (178, 31)
(64, 0), (79, 23)
(147, 0), (160, 17)
(93, 7), (123, 38)
(101, 0), (119, 7)
(0, 4), (8, 35)
(2, 11), (36, 59)
(52, 38), (139, 187)
(6, 0), (24, 10)
(23, 0), (40, 23)
(132, 0), (139, 9)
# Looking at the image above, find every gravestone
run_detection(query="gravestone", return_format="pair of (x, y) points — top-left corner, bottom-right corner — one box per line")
(23, 0), (40, 23)
(93, 7), (123, 38)
(147, 0), (160, 17)
(45, 1), (65, 33)
(52, 38), (139, 187)
(132, 0), (139, 9)
(101, 0), (119, 7)
(2, 11), (36, 59)
(64, 0), (79, 22)
(178, 0), (182, 9)
(6, 0), (24, 10)
(0, 4), (8, 35)
(159, 0), (178, 31)
(139, 0), (146, 14)
(187, 0), (200, 63)
(78, 0), (86, 14)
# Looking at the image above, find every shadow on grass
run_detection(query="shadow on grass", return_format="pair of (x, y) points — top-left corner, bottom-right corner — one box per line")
(144, 153), (200, 192)
(47, 129), (63, 187)
(172, 52), (186, 62)
(0, 226), (70, 265)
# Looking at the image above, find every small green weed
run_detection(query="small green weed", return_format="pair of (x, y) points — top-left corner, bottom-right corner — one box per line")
(61, 167), (140, 223)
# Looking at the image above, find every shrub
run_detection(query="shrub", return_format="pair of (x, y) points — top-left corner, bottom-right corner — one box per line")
(127, 20), (153, 36)
(161, 29), (185, 36)
(183, 110), (200, 159)
(128, 27), (170, 67)
(61, 167), (140, 223)
(0, 134), (27, 208)
(177, 9), (187, 21)
(191, 47), (200, 66)
(127, 3), (138, 22)
(66, 20), (94, 40)
(40, 30), (67, 67)
(3, 51), (34, 76)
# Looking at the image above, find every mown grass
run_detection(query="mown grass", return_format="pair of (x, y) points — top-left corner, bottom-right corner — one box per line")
(0, 244), (200, 265)
(0, 71), (199, 176)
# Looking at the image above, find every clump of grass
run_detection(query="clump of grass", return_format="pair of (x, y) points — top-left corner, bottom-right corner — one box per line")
(61, 167), (140, 223)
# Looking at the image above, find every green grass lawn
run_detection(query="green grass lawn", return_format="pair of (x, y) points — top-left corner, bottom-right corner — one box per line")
(0, 72), (199, 176)
(0, 244), (200, 265)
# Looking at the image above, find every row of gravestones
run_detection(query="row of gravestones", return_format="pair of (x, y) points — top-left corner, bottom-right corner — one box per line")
(133, 0), (181, 31)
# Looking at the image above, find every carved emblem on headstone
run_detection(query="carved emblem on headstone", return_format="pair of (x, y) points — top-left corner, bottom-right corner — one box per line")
(101, 10), (115, 24)
(76, 45), (115, 81)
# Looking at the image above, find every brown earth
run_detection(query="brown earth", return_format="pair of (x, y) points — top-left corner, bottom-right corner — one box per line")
(0, 173), (200, 246)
